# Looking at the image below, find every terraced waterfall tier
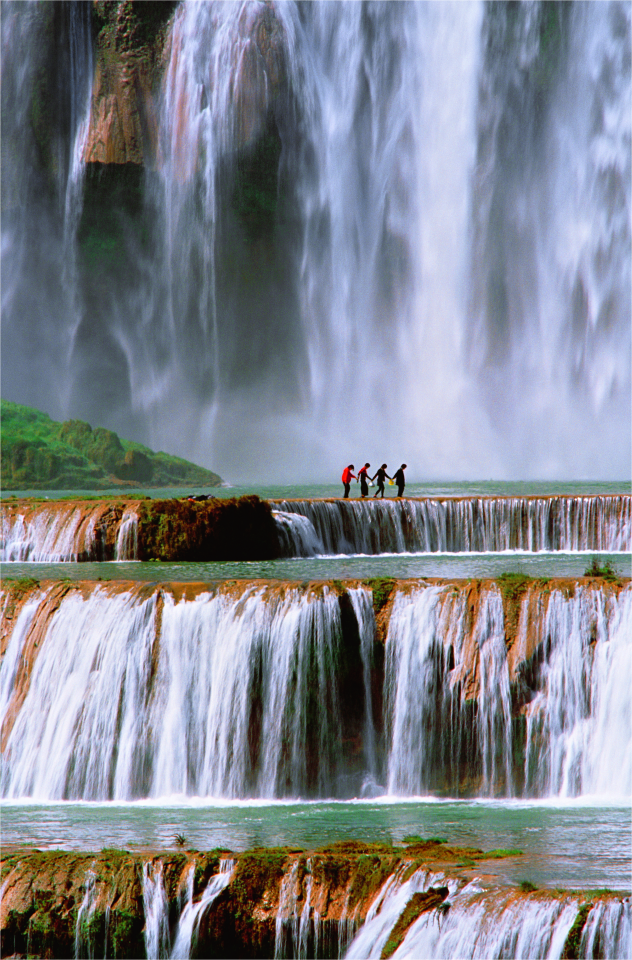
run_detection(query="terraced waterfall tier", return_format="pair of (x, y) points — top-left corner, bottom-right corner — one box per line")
(0, 496), (280, 562)
(2, 494), (630, 561)
(272, 495), (632, 556)
(1, 847), (629, 960)
(1, 577), (629, 801)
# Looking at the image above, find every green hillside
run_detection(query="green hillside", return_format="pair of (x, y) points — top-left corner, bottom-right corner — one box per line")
(1, 400), (222, 490)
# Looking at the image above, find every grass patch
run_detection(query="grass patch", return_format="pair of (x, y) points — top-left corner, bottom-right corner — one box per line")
(403, 835), (447, 845)
(519, 880), (538, 893)
(496, 572), (532, 602)
(584, 557), (621, 582)
(368, 578), (396, 615)
(481, 848), (523, 859)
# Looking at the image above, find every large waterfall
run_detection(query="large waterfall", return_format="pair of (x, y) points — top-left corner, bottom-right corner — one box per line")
(2, 579), (629, 802)
(1, 1), (629, 481)
(1, 1), (92, 418)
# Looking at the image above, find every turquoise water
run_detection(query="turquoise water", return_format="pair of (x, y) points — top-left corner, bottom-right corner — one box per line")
(2, 552), (630, 584)
(1, 799), (629, 892)
(2, 480), (630, 501)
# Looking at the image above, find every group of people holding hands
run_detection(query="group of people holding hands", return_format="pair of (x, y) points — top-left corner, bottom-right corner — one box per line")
(341, 463), (407, 499)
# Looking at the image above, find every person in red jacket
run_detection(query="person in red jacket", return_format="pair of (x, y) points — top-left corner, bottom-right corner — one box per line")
(341, 464), (356, 498)
(357, 462), (371, 498)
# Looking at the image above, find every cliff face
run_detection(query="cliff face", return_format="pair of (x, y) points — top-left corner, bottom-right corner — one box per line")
(82, 1), (176, 167)
(82, 0), (287, 168)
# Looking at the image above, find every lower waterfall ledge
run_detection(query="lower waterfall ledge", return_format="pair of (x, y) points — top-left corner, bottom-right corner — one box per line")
(1, 845), (629, 959)
(1, 576), (630, 801)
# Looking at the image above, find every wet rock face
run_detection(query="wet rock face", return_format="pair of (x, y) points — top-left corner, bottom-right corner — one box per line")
(227, 1), (288, 151)
(0, 851), (147, 960)
(84, 0), (177, 166)
(0, 847), (401, 959)
(83, 0), (288, 167)
(82, 53), (154, 164)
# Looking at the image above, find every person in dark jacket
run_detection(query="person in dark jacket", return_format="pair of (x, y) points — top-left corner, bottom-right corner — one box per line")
(341, 464), (356, 498)
(357, 462), (371, 498)
(371, 463), (391, 498)
(393, 463), (407, 497)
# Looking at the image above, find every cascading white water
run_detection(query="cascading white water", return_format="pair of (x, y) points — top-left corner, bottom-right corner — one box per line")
(3, 2), (628, 482)
(345, 866), (454, 960)
(273, 495), (632, 557)
(74, 867), (98, 960)
(384, 586), (453, 795)
(143, 860), (171, 960)
(1, 580), (630, 801)
(115, 509), (139, 561)
(524, 584), (632, 797)
(345, 866), (631, 960)
(475, 589), (514, 797)
(0, 503), (140, 562)
(170, 859), (235, 960)
(384, 584), (517, 797)
(0, 584), (350, 800)
(468, 2), (631, 480)
(347, 587), (379, 790)
(1, 0), (93, 420)
(0, 507), (97, 562)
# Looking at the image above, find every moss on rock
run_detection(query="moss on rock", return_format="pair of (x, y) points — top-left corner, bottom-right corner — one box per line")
(136, 495), (281, 561)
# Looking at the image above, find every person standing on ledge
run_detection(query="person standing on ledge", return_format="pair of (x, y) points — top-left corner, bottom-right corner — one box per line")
(393, 463), (407, 497)
(341, 464), (356, 498)
(372, 463), (391, 498)
(357, 462), (371, 498)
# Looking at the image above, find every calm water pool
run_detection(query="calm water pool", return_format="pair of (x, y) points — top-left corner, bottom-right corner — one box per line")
(2, 552), (630, 584)
(2, 798), (629, 892)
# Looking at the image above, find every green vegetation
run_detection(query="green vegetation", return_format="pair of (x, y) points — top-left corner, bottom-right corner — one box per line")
(403, 835), (447, 845)
(561, 902), (592, 960)
(519, 880), (538, 893)
(496, 572), (533, 603)
(231, 848), (288, 905)
(381, 888), (449, 959)
(481, 848), (523, 859)
(368, 578), (396, 615)
(584, 557), (621, 582)
(110, 909), (144, 960)
(1, 399), (222, 489)
(136, 495), (280, 561)
(92, 0), (178, 50)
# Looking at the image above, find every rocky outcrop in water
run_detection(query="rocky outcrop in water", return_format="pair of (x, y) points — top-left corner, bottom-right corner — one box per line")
(3, 494), (630, 562)
(136, 495), (281, 562)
